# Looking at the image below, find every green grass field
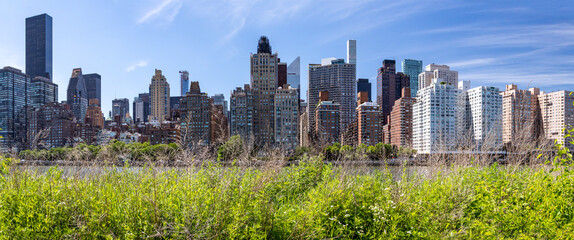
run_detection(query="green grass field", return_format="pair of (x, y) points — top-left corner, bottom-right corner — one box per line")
(0, 155), (573, 239)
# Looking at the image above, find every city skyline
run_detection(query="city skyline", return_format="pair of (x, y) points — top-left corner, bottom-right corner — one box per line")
(0, 0), (573, 115)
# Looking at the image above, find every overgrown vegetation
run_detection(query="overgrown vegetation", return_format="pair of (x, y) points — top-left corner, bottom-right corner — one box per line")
(17, 138), (415, 162)
(4, 122), (574, 238)
(1, 148), (574, 238)
(18, 140), (180, 162)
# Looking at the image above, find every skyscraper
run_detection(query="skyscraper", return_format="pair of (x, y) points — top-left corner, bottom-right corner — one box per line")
(84, 73), (101, 105)
(377, 60), (410, 125)
(357, 78), (371, 102)
(501, 84), (540, 145)
(180, 71), (189, 96)
(401, 59), (422, 98)
(67, 68), (88, 123)
(0, 67), (30, 151)
(308, 58), (356, 137)
(347, 40), (356, 64)
(413, 82), (465, 153)
(29, 76), (58, 109)
(149, 69), (170, 121)
(112, 98), (130, 123)
(26, 13), (52, 80)
(287, 56), (301, 91)
(538, 90), (574, 149)
(467, 86), (503, 150)
(251, 36), (278, 146)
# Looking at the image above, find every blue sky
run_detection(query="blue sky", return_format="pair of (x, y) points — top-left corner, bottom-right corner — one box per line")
(1, 0), (573, 115)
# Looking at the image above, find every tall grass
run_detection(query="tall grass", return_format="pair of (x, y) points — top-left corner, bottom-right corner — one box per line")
(0, 154), (573, 238)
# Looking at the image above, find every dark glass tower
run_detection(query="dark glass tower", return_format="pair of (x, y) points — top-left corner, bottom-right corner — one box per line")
(0, 67), (31, 151)
(26, 13), (53, 80)
(377, 60), (410, 125)
(67, 68), (88, 123)
(357, 78), (372, 102)
(84, 73), (101, 105)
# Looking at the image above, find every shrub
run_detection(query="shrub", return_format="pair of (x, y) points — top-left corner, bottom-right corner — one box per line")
(217, 135), (245, 161)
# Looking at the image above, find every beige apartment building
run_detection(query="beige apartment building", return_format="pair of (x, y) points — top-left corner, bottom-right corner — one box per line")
(538, 90), (574, 149)
(501, 84), (540, 145)
(149, 69), (170, 122)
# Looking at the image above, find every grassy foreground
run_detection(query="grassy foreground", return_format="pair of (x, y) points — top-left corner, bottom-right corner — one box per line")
(0, 157), (574, 239)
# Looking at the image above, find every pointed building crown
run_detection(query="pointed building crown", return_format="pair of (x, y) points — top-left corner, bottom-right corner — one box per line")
(257, 36), (272, 54)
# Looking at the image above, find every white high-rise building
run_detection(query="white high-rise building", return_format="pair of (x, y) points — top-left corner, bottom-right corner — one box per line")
(413, 82), (465, 154)
(418, 64), (458, 91)
(467, 86), (503, 150)
(347, 40), (356, 64)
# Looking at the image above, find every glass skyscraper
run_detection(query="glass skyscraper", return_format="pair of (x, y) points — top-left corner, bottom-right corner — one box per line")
(180, 71), (189, 96)
(401, 59), (422, 98)
(287, 56), (300, 94)
(67, 68), (89, 123)
(29, 76), (58, 109)
(357, 78), (372, 102)
(0, 67), (30, 151)
(26, 13), (53, 80)
(84, 73), (101, 105)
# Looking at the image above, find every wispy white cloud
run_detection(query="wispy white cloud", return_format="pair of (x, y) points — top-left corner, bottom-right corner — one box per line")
(417, 21), (574, 89)
(472, 7), (533, 14)
(191, 0), (383, 46)
(138, 0), (183, 24)
(317, 0), (449, 45)
(459, 24), (574, 48)
(447, 58), (494, 68)
(126, 60), (149, 72)
(463, 71), (574, 87)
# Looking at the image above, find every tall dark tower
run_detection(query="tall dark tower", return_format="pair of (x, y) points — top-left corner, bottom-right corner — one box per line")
(26, 13), (53, 80)
(357, 78), (372, 102)
(377, 60), (410, 125)
(84, 73), (101, 105)
(67, 68), (88, 122)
